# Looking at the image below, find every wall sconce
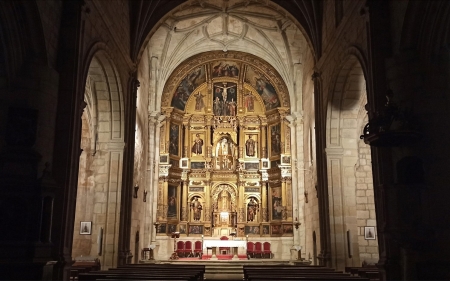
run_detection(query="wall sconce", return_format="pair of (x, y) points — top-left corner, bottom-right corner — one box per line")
(153, 222), (160, 233)
(304, 191), (309, 203)
(143, 190), (148, 202)
(294, 217), (301, 229)
(133, 185), (139, 198)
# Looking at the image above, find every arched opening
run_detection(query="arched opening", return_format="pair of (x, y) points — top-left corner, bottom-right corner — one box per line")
(326, 55), (378, 269)
(72, 51), (124, 269)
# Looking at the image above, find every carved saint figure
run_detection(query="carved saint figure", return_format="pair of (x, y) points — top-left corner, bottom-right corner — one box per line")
(213, 96), (222, 116)
(191, 197), (202, 221)
(228, 98), (236, 116)
(247, 197), (258, 222)
(191, 134), (203, 155)
(245, 135), (256, 157)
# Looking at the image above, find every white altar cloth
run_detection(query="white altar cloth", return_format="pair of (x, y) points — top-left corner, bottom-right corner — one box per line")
(202, 240), (246, 249)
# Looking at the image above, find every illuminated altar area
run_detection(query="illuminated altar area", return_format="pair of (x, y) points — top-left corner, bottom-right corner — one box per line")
(154, 51), (295, 260)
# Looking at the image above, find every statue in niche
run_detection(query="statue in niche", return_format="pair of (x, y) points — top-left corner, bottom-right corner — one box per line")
(247, 197), (258, 222)
(220, 190), (230, 211)
(216, 138), (235, 170)
(245, 135), (256, 157)
(191, 197), (202, 221)
(191, 133), (203, 155)
(227, 98), (237, 116)
(213, 96), (223, 116)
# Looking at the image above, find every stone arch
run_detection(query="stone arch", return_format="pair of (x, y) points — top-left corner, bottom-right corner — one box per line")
(326, 50), (377, 269)
(72, 49), (125, 269)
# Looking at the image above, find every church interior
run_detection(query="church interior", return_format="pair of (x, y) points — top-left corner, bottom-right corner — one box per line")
(1, 0), (450, 280)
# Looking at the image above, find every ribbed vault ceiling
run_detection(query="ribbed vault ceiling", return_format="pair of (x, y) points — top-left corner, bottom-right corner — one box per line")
(137, 0), (316, 109)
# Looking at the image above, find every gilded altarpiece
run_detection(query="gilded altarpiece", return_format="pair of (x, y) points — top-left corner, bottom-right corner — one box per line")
(158, 51), (293, 237)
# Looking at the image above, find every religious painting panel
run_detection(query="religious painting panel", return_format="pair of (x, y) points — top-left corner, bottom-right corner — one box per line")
(191, 162), (205, 169)
(192, 91), (206, 112)
(270, 224), (282, 236)
(188, 225), (204, 235)
(281, 154), (291, 165)
(169, 124), (180, 156)
(244, 66), (280, 110)
(244, 90), (255, 112)
(180, 158), (189, 169)
(168, 224), (177, 234)
(156, 223), (167, 235)
(271, 186), (282, 220)
(171, 65), (206, 110)
(270, 124), (281, 157)
(213, 82), (237, 116)
(191, 133), (205, 156)
(261, 158), (270, 169)
(245, 225), (261, 235)
(211, 61), (240, 78)
(261, 224), (270, 236)
(167, 185), (178, 219)
(245, 134), (257, 157)
(282, 224), (294, 235)
(160, 154), (169, 164)
(245, 162), (259, 170)
(179, 224), (187, 235)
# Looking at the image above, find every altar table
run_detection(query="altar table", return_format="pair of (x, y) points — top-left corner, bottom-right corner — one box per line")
(202, 240), (246, 260)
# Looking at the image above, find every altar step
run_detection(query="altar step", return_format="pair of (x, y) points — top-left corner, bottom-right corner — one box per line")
(204, 263), (244, 281)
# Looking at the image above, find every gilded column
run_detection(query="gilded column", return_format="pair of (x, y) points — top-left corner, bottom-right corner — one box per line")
(260, 120), (267, 158)
(162, 177), (169, 220)
(204, 180), (211, 223)
(183, 116), (190, 158)
(182, 180), (188, 221)
(278, 108), (288, 154)
(281, 178), (287, 221)
(238, 181), (245, 223)
(261, 181), (268, 222)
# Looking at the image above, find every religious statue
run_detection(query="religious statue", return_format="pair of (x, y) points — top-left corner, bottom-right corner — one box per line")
(216, 138), (234, 170)
(245, 135), (256, 157)
(194, 92), (205, 111)
(247, 197), (258, 222)
(228, 98), (237, 116)
(191, 134), (203, 155)
(213, 96), (222, 116)
(191, 197), (202, 221)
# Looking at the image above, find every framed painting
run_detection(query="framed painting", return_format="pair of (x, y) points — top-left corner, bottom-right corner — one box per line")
(188, 225), (204, 235)
(282, 224), (294, 235)
(261, 224), (270, 236)
(80, 221), (92, 235)
(364, 226), (376, 240)
(270, 124), (281, 157)
(180, 158), (189, 169)
(157, 223), (167, 235)
(169, 124), (180, 156)
(245, 225), (261, 235)
(167, 185), (178, 219)
(270, 224), (282, 236)
(160, 154), (169, 164)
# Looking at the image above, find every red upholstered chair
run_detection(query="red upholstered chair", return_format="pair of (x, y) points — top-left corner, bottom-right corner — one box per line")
(184, 241), (193, 257)
(176, 241), (185, 257)
(194, 240), (202, 257)
(219, 236), (230, 255)
(246, 241), (255, 258)
(263, 242), (271, 258)
(254, 241), (262, 258)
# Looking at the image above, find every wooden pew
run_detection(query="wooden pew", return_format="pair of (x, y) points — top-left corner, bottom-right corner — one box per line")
(244, 265), (369, 281)
(78, 265), (204, 281)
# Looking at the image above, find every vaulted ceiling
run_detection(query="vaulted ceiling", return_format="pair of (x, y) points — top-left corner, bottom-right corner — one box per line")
(130, 0), (322, 110)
